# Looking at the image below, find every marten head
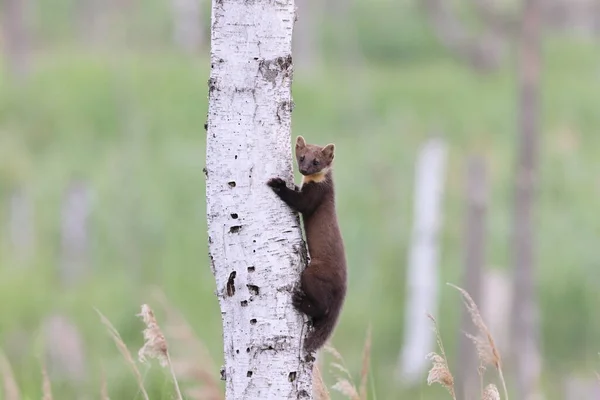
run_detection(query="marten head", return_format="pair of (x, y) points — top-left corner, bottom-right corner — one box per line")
(295, 136), (335, 179)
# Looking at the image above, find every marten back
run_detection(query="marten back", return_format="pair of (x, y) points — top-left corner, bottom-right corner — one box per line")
(300, 172), (346, 289)
(300, 172), (347, 352)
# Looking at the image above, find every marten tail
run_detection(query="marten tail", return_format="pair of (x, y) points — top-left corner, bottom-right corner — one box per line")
(304, 312), (340, 353)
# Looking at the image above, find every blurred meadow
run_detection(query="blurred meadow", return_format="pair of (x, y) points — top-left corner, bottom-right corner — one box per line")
(1, 0), (600, 399)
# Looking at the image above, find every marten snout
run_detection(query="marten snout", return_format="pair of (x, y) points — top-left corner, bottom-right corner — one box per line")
(299, 166), (311, 176)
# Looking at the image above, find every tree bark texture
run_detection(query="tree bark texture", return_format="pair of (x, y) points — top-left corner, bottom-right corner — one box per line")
(510, 0), (543, 398)
(205, 0), (313, 399)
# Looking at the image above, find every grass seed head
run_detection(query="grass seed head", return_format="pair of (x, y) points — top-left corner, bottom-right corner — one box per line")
(482, 384), (500, 400)
(137, 304), (169, 367)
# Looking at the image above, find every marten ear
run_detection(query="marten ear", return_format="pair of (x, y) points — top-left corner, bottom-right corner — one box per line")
(322, 144), (335, 161)
(296, 136), (306, 149)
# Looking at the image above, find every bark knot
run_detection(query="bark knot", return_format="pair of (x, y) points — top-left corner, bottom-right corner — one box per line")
(258, 55), (293, 87)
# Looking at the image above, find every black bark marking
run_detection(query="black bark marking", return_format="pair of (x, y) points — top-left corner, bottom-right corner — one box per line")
(250, 318), (257, 325)
(241, 300), (248, 307)
(288, 371), (297, 382)
(247, 266), (255, 273)
(226, 271), (236, 296)
(247, 285), (259, 295)
(208, 254), (216, 274)
(229, 225), (242, 233)
(208, 77), (218, 94)
(231, 213), (238, 219)
(228, 181), (236, 188)
(247, 371), (253, 377)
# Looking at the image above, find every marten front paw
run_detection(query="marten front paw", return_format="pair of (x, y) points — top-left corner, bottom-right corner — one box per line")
(267, 177), (286, 192)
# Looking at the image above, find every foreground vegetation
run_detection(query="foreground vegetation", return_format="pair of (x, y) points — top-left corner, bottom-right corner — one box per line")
(0, 37), (599, 398)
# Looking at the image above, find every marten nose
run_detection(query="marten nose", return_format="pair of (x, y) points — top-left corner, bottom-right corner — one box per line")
(299, 168), (309, 175)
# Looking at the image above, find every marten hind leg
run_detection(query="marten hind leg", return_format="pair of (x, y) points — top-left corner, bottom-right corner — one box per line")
(292, 290), (317, 316)
(292, 264), (330, 319)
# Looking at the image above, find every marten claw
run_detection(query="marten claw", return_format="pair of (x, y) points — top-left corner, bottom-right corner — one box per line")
(267, 177), (286, 192)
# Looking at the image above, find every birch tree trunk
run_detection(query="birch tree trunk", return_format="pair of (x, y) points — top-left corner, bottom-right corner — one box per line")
(205, 0), (313, 399)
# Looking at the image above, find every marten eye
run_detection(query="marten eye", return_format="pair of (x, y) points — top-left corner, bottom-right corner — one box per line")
(313, 159), (319, 166)
(300, 155), (305, 162)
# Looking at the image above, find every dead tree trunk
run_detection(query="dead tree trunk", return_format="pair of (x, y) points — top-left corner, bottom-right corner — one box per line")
(205, 0), (313, 398)
(43, 180), (91, 393)
(59, 180), (91, 286)
(1, 0), (31, 79)
(171, 0), (204, 54)
(6, 187), (35, 266)
(510, 0), (543, 398)
(456, 156), (488, 400)
(421, 0), (508, 72)
(396, 137), (448, 385)
(292, 0), (321, 73)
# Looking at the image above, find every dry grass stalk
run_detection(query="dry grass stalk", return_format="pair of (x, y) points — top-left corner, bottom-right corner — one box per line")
(323, 344), (359, 400)
(0, 349), (20, 400)
(482, 384), (500, 400)
(447, 283), (509, 400)
(151, 288), (223, 400)
(358, 325), (372, 400)
(323, 326), (372, 400)
(137, 304), (183, 400)
(597, 353), (600, 384)
(41, 362), (53, 400)
(95, 308), (150, 400)
(313, 363), (331, 400)
(426, 314), (456, 400)
(100, 363), (110, 400)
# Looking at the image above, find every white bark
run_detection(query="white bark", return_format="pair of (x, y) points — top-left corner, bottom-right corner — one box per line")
(205, 0), (313, 399)
(396, 137), (447, 384)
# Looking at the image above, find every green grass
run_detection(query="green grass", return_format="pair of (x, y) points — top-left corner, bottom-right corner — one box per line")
(0, 37), (599, 399)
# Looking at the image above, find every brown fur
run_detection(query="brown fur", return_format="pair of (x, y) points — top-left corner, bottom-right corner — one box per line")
(267, 135), (347, 354)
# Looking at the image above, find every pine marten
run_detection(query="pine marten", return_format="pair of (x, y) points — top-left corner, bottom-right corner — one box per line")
(267, 135), (347, 354)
